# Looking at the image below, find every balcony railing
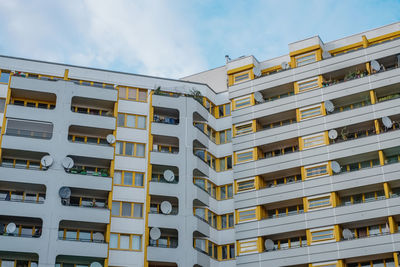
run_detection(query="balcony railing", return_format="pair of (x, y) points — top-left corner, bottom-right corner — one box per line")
(153, 115), (179, 125)
(66, 166), (110, 177)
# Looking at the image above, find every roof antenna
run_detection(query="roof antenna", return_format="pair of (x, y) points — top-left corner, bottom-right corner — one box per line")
(225, 55), (231, 64)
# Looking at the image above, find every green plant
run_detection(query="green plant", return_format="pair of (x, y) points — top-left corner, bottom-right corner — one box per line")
(154, 86), (161, 95)
(189, 88), (203, 104)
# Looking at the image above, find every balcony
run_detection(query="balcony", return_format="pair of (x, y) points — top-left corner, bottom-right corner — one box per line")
(0, 181), (45, 204)
(68, 125), (113, 147)
(153, 107), (179, 125)
(151, 165), (179, 184)
(152, 135), (179, 154)
(5, 118), (53, 140)
(58, 220), (107, 244)
(0, 215), (42, 238)
(9, 87), (56, 110)
(60, 187), (108, 209)
(148, 228), (178, 248)
(149, 195), (179, 215)
(0, 149), (49, 171)
(65, 155), (111, 177)
(71, 96), (114, 117)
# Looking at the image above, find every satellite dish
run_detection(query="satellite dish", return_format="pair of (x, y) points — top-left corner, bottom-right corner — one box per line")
(328, 129), (338, 140)
(322, 50), (332, 59)
(150, 227), (161, 240)
(254, 91), (265, 103)
(265, 239), (275, 251)
(371, 60), (381, 72)
(331, 161), (341, 173)
(93, 232), (104, 242)
(40, 155), (53, 168)
(163, 170), (175, 182)
(281, 62), (289, 70)
(160, 201), (172, 214)
(6, 222), (16, 234)
(59, 187), (71, 199)
(89, 262), (102, 267)
(382, 116), (393, 128)
(253, 66), (261, 77)
(62, 157), (74, 170)
(106, 134), (116, 144)
(324, 100), (335, 113)
(342, 228), (353, 240)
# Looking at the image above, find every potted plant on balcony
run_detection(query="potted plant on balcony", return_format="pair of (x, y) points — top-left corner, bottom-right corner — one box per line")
(80, 169), (87, 175)
(100, 169), (109, 177)
(189, 88), (203, 104)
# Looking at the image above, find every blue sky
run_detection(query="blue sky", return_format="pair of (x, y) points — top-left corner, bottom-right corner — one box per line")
(0, 0), (399, 78)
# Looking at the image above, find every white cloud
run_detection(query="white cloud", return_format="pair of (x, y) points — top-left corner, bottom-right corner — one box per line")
(0, 0), (208, 78)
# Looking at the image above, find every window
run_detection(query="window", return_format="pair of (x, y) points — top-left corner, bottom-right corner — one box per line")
(310, 228), (335, 243)
(233, 71), (251, 84)
(237, 238), (259, 255)
(301, 132), (327, 149)
(235, 149), (255, 164)
(117, 113), (146, 129)
(217, 103), (231, 118)
(111, 201), (143, 218)
(0, 70), (10, 83)
(233, 95), (253, 110)
(237, 208), (257, 222)
(236, 178), (256, 193)
(218, 129), (232, 144)
(295, 51), (317, 67)
(298, 104), (324, 120)
(219, 184), (233, 200)
(234, 121), (254, 136)
(109, 233), (142, 250)
(118, 86), (147, 102)
(307, 195), (332, 210)
(113, 170), (144, 187)
(304, 163), (329, 179)
(116, 141), (145, 157)
(218, 155), (232, 171)
(0, 98), (5, 113)
(296, 77), (320, 93)
(193, 239), (235, 260)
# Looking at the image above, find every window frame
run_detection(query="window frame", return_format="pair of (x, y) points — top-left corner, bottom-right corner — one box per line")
(118, 86), (147, 102)
(117, 113), (147, 129)
(298, 104), (325, 121)
(113, 170), (144, 188)
(109, 232), (142, 251)
(115, 141), (146, 158)
(111, 201), (143, 218)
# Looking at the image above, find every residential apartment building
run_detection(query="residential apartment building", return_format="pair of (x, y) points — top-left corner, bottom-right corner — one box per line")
(0, 21), (400, 267)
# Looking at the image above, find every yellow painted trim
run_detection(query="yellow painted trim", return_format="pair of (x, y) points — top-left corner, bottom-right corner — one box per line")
(362, 35), (369, 48)
(63, 69), (69, 80)
(261, 65), (281, 75)
(369, 30), (400, 45)
(328, 41), (363, 56)
(379, 150), (385, 166)
(394, 251), (399, 267)
(143, 91), (154, 267)
(370, 90), (376, 104)
(334, 225), (341, 242)
(289, 44), (321, 57)
(374, 119), (381, 134)
(389, 216), (396, 234)
(227, 64), (254, 75)
(384, 182), (391, 199)
(303, 197), (308, 213)
(0, 72), (12, 162)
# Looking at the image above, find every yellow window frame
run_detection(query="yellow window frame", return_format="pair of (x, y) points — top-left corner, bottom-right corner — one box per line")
(117, 113), (147, 129)
(111, 201), (143, 218)
(298, 104), (325, 121)
(302, 163), (330, 180)
(118, 86), (148, 102)
(300, 132), (328, 150)
(114, 170), (144, 188)
(109, 232), (142, 251)
(115, 141), (146, 158)
(232, 94), (255, 110)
